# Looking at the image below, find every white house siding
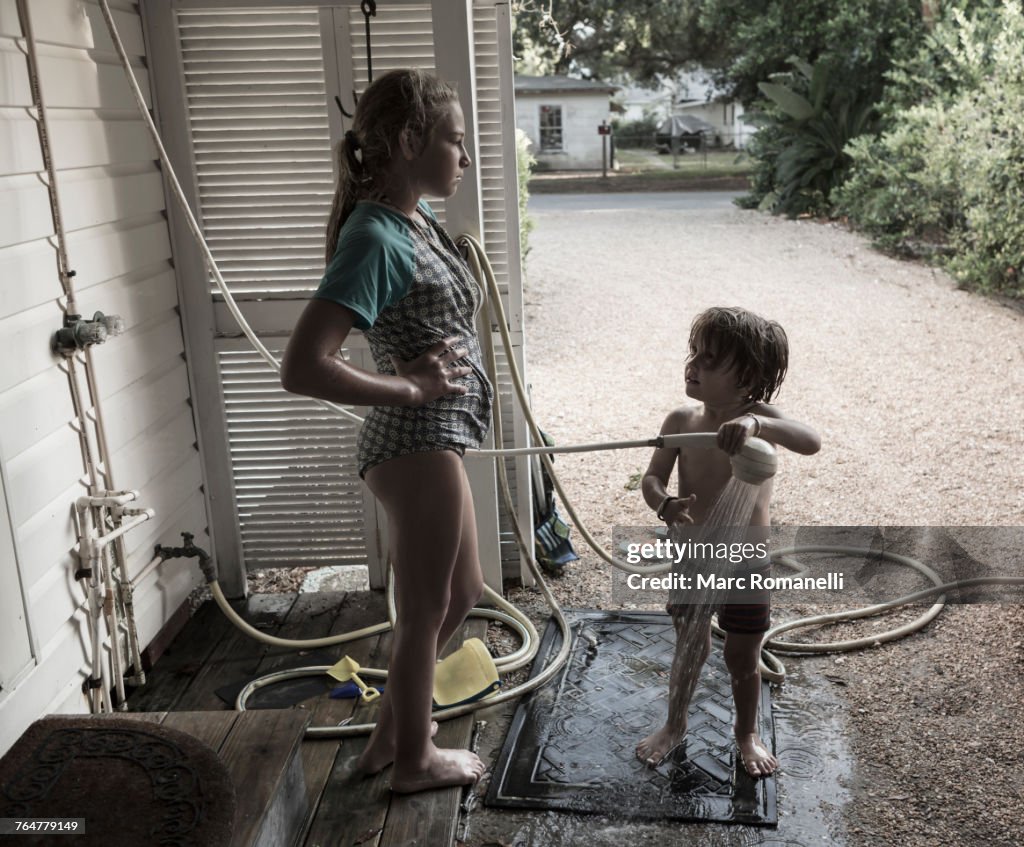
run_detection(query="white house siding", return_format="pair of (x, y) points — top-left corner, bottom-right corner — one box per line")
(515, 92), (612, 170)
(677, 100), (757, 149)
(0, 0), (208, 756)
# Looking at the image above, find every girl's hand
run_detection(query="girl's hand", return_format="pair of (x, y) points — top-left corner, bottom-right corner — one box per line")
(664, 493), (697, 526)
(717, 414), (758, 455)
(391, 336), (472, 405)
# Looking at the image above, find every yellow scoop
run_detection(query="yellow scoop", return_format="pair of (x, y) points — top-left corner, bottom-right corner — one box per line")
(327, 655), (380, 703)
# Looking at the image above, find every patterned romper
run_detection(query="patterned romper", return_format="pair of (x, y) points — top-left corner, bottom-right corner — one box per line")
(314, 200), (493, 476)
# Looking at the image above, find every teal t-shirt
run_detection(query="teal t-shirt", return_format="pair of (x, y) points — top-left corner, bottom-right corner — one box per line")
(314, 201), (435, 330)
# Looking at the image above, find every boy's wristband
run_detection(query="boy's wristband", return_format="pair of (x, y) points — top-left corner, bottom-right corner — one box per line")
(656, 495), (679, 521)
(746, 413), (762, 437)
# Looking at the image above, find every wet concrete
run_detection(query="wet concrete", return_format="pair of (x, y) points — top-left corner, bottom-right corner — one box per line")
(461, 620), (854, 846)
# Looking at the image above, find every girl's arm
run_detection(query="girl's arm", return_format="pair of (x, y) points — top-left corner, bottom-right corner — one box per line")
(280, 299), (469, 406)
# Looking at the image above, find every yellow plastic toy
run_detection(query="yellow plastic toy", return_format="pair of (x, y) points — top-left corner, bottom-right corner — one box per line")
(326, 655), (381, 703)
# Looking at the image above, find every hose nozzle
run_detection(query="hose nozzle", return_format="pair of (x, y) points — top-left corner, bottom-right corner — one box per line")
(730, 437), (776, 485)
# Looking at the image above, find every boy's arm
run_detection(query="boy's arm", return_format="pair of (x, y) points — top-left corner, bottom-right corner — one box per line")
(642, 409), (696, 524)
(717, 405), (821, 456)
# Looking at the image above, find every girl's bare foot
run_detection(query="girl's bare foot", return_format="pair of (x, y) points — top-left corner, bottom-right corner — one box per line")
(390, 745), (486, 793)
(356, 721), (439, 775)
(736, 732), (777, 777)
(636, 723), (683, 767)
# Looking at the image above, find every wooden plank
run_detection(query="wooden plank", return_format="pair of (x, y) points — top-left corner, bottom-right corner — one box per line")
(97, 358), (190, 458)
(0, 368), (75, 463)
(37, 51), (152, 111)
(0, 306), (65, 397)
(219, 709), (311, 847)
(379, 719), (469, 847)
(6, 423), (83, 532)
(0, 42), (32, 109)
(122, 493), (207, 568)
(34, 1), (147, 56)
(303, 612), (487, 847)
(105, 407), (197, 493)
(377, 619), (487, 847)
(80, 269), (181, 356)
(89, 312), (184, 398)
(0, 238), (67, 318)
(0, 112), (44, 174)
(299, 590), (392, 847)
(250, 590), (345, 675)
(162, 710), (240, 751)
(171, 593), (297, 712)
(63, 219), (171, 293)
(96, 710), (167, 725)
(58, 167), (167, 234)
(48, 115), (159, 171)
(124, 454), (205, 558)
(304, 736), (390, 847)
(125, 599), (236, 712)
(17, 521), (78, 621)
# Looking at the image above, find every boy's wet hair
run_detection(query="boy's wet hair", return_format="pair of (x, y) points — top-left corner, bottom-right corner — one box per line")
(325, 68), (459, 262)
(689, 307), (789, 402)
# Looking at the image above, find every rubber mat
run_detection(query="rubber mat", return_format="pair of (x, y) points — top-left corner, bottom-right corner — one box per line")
(486, 610), (778, 825)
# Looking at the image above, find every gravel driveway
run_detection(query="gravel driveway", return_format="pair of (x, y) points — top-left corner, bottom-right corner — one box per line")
(511, 192), (1024, 846)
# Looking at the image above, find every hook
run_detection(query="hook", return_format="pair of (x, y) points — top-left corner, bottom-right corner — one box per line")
(361, 0), (377, 84)
(334, 93), (354, 119)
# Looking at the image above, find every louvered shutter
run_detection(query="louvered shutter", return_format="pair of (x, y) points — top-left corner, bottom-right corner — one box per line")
(161, 2), (529, 582)
(178, 9), (334, 298)
(177, 7), (373, 573)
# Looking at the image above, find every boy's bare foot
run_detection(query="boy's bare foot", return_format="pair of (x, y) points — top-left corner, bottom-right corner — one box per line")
(636, 723), (682, 767)
(736, 732), (777, 777)
(390, 745), (486, 793)
(356, 721), (439, 775)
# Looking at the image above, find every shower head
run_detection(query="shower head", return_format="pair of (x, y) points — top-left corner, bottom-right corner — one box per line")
(729, 437), (776, 485)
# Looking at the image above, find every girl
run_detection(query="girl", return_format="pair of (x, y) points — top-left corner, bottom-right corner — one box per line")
(281, 69), (491, 793)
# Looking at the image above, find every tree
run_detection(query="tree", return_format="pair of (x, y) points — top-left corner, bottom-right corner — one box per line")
(513, 1), (717, 85)
(696, 0), (926, 106)
(514, 1), (925, 104)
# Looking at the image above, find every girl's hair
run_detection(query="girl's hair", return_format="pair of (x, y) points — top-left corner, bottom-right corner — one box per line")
(689, 306), (789, 402)
(324, 68), (459, 262)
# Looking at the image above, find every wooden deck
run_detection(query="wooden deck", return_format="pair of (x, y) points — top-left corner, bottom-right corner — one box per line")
(124, 590), (488, 847)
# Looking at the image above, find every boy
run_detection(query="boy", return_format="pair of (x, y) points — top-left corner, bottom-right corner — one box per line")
(636, 306), (820, 777)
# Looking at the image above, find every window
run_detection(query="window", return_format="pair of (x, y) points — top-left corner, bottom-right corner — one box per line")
(539, 104), (563, 151)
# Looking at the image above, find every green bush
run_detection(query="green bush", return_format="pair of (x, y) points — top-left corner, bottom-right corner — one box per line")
(742, 58), (878, 216)
(515, 128), (536, 269)
(611, 114), (659, 149)
(836, 0), (1024, 296)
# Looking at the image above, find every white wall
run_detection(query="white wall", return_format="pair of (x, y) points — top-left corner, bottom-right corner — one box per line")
(677, 100), (757, 149)
(0, 0), (208, 755)
(516, 92), (612, 170)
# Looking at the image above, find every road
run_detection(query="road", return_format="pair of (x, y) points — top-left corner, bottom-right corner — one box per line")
(529, 190), (741, 213)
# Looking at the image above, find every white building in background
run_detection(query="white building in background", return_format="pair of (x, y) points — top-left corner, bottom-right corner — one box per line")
(514, 75), (618, 170)
(615, 69), (757, 149)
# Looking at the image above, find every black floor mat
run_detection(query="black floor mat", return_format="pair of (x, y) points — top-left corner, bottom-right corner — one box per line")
(486, 610), (777, 825)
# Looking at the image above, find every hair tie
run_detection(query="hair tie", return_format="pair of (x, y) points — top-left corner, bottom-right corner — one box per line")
(345, 129), (364, 165)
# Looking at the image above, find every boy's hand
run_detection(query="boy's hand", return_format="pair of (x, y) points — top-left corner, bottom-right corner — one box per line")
(717, 414), (758, 455)
(663, 493), (696, 526)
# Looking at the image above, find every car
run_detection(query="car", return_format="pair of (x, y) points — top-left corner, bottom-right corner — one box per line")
(655, 115), (716, 153)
